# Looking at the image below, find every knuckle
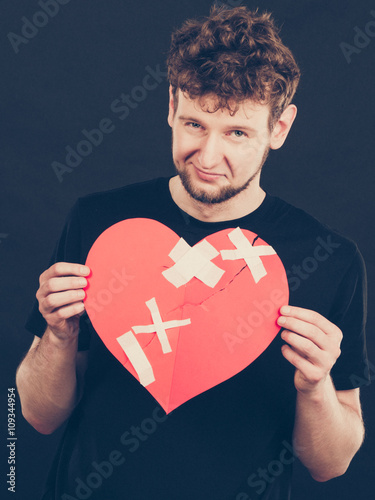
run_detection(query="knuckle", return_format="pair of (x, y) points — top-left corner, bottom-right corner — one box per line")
(44, 295), (55, 309)
(75, 302), (84, 314)
(310, 311), (320, 324)
(55, 308), (65, 320)
(53, 262), (67, 276)
(308, 329), (318, 344)
(304, 344), (314, 357)
(72, 277), (82, 290)
(310, 373), (321, 384)
(332, 324), (342, 339)
(53, 262), (62, 275)
(44, 280), (54, 293)
(307, 368), (321, 384)
(282, 345), (292, 359)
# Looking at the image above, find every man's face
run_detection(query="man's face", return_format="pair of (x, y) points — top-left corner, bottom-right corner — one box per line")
(167, 90), (272, 204)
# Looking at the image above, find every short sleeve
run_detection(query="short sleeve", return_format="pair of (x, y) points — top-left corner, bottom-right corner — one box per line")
(329, 247), (369, 390)
(24, 200), (91, 351)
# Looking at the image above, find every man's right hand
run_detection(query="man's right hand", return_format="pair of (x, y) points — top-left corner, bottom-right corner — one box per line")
(36, 262), (90, 341)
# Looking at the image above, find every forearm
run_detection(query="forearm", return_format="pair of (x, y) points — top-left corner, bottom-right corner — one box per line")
(293, 377), (364, 481)
(16, 328), (79, 434)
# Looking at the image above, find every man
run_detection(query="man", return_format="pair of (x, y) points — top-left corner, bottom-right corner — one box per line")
(17, 6), (368, 500)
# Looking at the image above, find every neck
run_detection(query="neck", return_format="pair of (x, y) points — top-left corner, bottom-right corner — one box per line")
(169, 176), (266, 223)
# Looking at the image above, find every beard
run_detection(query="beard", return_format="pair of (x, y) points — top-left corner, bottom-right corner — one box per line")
(174, 146), (270, 205)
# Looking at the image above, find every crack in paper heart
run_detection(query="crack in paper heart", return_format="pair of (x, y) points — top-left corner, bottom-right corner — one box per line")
(167, 264), (248, 314)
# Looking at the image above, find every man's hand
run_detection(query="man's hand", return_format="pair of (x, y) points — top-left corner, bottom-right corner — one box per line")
(279, 305), (365, 480)
(36, 262), (90, 342)
(17, 261), (91, 434)
(277, 305), (343, 395)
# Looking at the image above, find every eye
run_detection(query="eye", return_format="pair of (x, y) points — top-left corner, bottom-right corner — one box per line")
(186, 122), (202, 129)
(231, 130), (246, 138)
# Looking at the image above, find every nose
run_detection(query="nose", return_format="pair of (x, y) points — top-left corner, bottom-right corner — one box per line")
(197, 134), (224, 170)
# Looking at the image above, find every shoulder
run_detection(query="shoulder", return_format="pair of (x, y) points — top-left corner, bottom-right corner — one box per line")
(66, 177), (171, 259)
(76, 177), (168, 211)
(268, 194), (358, 249)
(69, 177), (171, 227)
(264, 194), (362, 274)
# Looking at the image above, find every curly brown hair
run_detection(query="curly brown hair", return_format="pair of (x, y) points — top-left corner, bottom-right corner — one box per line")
(167, 5), (301, 130)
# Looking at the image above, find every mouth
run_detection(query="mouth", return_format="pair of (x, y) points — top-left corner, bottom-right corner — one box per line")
(193, 165), (224, 181)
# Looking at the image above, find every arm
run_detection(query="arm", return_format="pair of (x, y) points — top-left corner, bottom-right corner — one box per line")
(16, 263), (90, 435)
(278, 306), (365, 481)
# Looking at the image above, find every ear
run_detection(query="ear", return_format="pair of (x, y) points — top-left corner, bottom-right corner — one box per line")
(269, 104), (297, 150)
(167, 85), (175, 128)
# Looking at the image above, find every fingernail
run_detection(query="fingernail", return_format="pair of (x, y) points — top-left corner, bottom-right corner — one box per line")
(278, 316), (286, 325)
(280, 306), (291, 314)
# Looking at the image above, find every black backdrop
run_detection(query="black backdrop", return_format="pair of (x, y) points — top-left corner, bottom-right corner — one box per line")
(1, 0), (374, 499)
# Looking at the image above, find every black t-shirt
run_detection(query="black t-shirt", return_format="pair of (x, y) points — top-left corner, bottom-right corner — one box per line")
(25, 177), (369, 500)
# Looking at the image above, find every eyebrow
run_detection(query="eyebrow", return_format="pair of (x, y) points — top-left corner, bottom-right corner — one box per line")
(177, 115), (257, 133)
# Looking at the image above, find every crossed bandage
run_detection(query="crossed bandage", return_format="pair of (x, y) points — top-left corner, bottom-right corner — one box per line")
(163, 227), (276, 287)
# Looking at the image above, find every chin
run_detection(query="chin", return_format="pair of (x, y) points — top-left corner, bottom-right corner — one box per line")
(178, 168), (249, 205)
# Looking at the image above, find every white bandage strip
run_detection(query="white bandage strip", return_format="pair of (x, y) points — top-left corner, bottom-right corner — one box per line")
(116, 297), (191, 387)
(162, 238), (225, 288)
(220, 227), (276, 283)
(116, 331), (155, 387)
(132, 297), (191, 353)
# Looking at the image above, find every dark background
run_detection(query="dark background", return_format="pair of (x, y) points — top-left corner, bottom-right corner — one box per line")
(1, 0), (374, 498)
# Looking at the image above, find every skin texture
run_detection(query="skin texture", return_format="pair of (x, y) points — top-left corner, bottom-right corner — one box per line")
(167, 87), (297, 222)
(278, 306), (364, 481)
(16, 263), (90, 434)
(16, 88), (364, 482)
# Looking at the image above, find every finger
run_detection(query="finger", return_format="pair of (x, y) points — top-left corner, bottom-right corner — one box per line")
(39, 276), (88, 297)
(40, 262), (90, 285)
(40, 289), (86, 314)
(277, 316), (328, 350)
(279, 305), (342, 339)
(281, 330), (326, 365)
(281, 345), (323, 384)
(46, 301), (86, 326)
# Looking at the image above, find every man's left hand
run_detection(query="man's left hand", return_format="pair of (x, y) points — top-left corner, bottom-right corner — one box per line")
(277, 306), (343, 395)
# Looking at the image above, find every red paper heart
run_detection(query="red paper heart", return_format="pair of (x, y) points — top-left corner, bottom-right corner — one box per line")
(84, 218), (288, 413)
